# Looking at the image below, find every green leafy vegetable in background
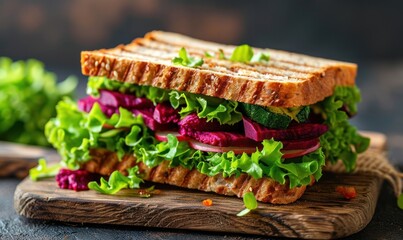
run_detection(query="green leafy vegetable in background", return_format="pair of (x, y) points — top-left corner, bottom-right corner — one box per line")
(237, 192), (258, 216)
(172, 47), (204, 67)
(29, 158), (61, 181)
(0, 57), (77, 146)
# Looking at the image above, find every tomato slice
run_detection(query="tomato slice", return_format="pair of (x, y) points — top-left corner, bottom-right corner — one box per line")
(154, 131), (190, 142)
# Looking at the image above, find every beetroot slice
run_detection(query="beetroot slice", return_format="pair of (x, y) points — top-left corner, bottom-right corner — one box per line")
(181, 130), (259, 147)
(243, 117), (328, 141)
(179, 113), (240, 132)
(133, 109), (176, 131)
(78, 96), (97, 112)
(99, 90), (153, 109)
(281, 138), (319, 150)
(56, 169), (99, 191)
(153, 102), (180, 124)
(78, 96), (119, 117)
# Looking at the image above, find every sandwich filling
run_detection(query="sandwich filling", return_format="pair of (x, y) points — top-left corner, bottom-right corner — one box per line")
(44, 76), (369, 194)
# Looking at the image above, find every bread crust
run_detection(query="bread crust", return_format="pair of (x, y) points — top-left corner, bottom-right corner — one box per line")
(81, 148), (306, 204)
(81, 31), (357, 107)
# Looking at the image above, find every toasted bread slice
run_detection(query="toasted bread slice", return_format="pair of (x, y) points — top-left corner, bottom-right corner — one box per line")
(81, 31), (356, 107)
(83, 148), (306, 204)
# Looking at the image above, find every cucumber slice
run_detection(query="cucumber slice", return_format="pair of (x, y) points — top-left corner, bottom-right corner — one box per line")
(296, 106), (310, 123)
(240, 103), (291, 129)
(240, 103), (310, 129)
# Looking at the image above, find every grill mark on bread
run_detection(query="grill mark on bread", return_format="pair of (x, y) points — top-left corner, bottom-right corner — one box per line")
(199, 173), (211, 191)
(180, 169), (193, 187)
(94, 56), (104, 76)
(118, 46), (315, 79)
(238, 175), (252, 198)
(176, 68), (191, 91)
(107, 58), (117, 80)
(126, 61), (146, 84)
(148, 164), (158, 181)
(117, 44), (316, 81)
(143, 34), (325, 69)
(214, 75), (229, 96)
(122, 61), (134, 83)
(83, 149), (307, 204)
(150, 63), (163, 87)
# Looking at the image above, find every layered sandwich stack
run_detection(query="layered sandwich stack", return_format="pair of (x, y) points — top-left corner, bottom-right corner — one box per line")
(45, 31), (369, 204)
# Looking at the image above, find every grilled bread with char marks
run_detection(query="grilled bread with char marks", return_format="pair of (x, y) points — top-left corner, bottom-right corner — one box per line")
(82, 148), (306, 204)
(81, 31), (356, 107)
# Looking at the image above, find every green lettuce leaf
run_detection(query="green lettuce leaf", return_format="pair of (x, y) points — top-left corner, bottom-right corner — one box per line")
(87, 76), (170, 104)
(0, 57), (77, 146)
(197, 139), (324, 188)
(230, 45), (269, 63)
(237, 192), (258, 217)
(316, 86), (370, 172)
(45, 99), (148, 169)
(172, 47), (204, 67)
(169, 91), (243, 125)
(29, 158), (61, 181)
(88, 166), (143, 194)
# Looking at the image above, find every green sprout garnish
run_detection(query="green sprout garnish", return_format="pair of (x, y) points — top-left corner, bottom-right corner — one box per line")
(237, 191), (258, 216)
(172, 47), (204, 67)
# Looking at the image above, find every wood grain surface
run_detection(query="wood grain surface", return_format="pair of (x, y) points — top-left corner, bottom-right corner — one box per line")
(13, 132), (386, 239)
(0, 141), (59, 178)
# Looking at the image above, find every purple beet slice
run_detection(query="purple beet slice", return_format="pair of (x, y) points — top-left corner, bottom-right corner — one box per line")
(78, 96), (97, 112)
(153, 102), (180, 124)
(99, 90), (153, 109)
(182, 131), (259, 147)
(281, 138), (319, 150)
(56, 169), (99, 191)
(78, 96), (119, 117)
(243, 117), (328, 141)
(179, 113), (240, 133)
(133, 109), (176, 131)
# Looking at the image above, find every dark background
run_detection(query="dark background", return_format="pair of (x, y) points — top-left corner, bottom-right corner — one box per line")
(1, 0), (402, 238)
(1, 0), (402, 139)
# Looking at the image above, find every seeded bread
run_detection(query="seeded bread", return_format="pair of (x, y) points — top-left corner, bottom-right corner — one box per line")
(82, 148), (307, 204)
(81, 31), (357, 107)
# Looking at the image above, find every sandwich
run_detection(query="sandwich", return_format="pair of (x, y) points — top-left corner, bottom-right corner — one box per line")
(43, 31), (369, 204)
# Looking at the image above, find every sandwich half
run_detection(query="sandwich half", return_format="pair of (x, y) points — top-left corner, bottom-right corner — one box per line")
(44, 31), (369, 204)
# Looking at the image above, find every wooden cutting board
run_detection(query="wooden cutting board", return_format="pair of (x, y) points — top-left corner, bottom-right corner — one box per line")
(0, 141), (59, 178)
(13, 132), (386, 239)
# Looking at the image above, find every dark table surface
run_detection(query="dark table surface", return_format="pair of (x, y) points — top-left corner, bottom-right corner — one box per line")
(1, 62), (403, 239)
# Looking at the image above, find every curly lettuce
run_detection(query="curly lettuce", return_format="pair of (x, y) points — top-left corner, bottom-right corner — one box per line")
(0, 57), (77, 146)
(29, 158), (61, 181)
(88, 166), (143, 194)
(316, 86), (370, 172)
(169, 91), (242, 125)
(87, 76), (170, 104)
(45, 98), (149, 169)
(45, 99), (325, 189)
